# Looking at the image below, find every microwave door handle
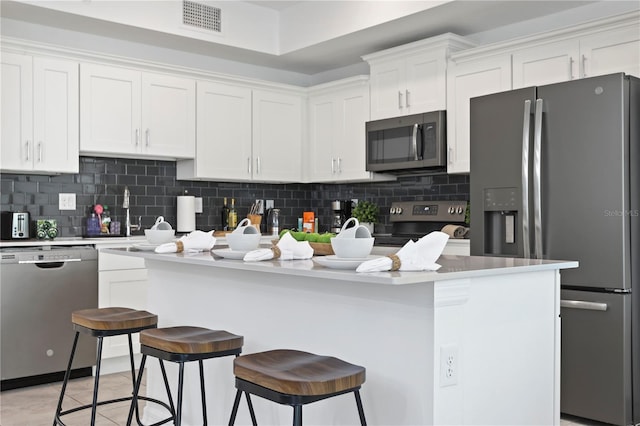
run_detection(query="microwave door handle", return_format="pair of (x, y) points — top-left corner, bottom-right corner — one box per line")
(412, 123), (419, 160)
(533, 98), (544, 259)
(521, 100), (532, 259)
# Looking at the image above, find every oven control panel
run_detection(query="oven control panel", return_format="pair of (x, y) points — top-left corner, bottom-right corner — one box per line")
(389, 201), (468, 222)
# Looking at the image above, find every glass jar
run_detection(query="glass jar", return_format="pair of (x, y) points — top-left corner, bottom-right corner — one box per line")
(267, 208), (280, 236)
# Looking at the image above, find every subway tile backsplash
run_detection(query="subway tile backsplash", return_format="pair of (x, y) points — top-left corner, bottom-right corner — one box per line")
(1, 157), (469, 237)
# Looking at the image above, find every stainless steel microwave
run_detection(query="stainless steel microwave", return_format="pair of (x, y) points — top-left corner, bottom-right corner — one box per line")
(366, 111), (446, 173)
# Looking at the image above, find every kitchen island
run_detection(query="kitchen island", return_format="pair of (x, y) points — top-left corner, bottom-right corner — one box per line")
(103, 247), (577, 426)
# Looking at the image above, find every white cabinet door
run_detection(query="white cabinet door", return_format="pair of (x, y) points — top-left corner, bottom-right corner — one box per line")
(332, 86), (370, 181)
(404, 51), (447, 114)
(252, 89), (302, 182)
(307, 95), (336, 181)
(307, 83), (371, 182)
(1, 52), (33, 171)
(1, 53), (78, 174)
(80, 63), (141, 155)
(446, 54), (512, 174)
(512, 39), (580, 89)
(33, 57), (79, 173)
(178, 81), (252, 180)
(141, 73), (195, 158)
(369, 59), (405, 120)
(580, 25), (640, 78)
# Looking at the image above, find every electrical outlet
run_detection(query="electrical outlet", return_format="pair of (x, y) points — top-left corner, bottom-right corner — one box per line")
(265, 200), (274, 210)
(351, 198), (358, 205)
(58, 193), (76, 211)
(256, 199), (264, 214)
(439, 344), (458, 387)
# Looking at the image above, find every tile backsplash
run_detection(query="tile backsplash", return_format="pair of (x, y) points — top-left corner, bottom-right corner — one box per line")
(1, 157), (469, 237)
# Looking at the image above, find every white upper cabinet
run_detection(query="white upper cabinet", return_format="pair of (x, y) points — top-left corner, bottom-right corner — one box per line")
(446, 53), (512, 174)
(306, 77), (392, 183)
(512, 22), (640, 89)
(177, 81), (252, 181)
(252, 89), (303, 182)
(177, 81), (303, 182)
(1, 52), (79, 174)
(80, 63), (195, 159)
(364, 34), (475, 120)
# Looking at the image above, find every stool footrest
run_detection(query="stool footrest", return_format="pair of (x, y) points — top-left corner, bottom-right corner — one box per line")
(55, 395), (173, 425)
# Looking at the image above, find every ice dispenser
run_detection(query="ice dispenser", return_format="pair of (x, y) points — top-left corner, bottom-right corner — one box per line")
(483, 188), (520, 256)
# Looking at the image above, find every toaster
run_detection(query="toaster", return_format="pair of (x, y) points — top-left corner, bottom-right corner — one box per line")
(1, 211), (31, 240)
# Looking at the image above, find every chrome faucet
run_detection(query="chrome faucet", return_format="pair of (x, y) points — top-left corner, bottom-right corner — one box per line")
(122, 187), (141, 236)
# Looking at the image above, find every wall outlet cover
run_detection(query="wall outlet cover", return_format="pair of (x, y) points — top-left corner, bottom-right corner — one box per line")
(59, 193), (76, 210)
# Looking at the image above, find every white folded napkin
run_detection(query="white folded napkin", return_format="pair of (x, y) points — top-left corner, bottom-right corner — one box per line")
(243, 232), (313, 261)
(155, 230), (216, 253)
(356, 231), (449, 273)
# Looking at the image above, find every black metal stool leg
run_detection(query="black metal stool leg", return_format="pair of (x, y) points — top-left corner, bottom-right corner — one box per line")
(126, 354), (148, 426)
(228, 390), (242, 426)
(199, 359), (208, 425)
(158, 360), (176, 418)
(245, 393), (257, 426)
(176, 361), (185, 426)
(53, 331), (80, 426)
(90, 336), (105, 425)
(354, 390), (367, 426)
(292, 405), (302, 426)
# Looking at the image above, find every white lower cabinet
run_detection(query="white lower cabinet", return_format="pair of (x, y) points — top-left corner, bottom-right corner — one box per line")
(97, 246), (148, 371)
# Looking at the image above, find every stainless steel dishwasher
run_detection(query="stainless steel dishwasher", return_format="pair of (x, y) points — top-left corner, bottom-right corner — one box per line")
(1, 245), (98, 390)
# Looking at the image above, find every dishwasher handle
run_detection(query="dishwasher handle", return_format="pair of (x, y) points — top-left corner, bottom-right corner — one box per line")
(19, 258), (83, 267)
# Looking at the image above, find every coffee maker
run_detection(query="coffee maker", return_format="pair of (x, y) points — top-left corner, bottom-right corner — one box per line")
(330, 200), (352, 234)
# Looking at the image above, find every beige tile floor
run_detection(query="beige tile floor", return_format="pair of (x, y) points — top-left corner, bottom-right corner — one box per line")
(0, 370), (614, 426)
(0, 370), (147, 426)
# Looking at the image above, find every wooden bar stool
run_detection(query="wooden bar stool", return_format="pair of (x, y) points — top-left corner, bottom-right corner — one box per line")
(53, 307), (173, 426)
(228, 349), (367, 426)
(127, 326), (244, 426)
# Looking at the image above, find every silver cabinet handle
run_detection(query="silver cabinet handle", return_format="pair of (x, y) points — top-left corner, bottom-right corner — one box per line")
(569, 57), (574, 80)
(398, 91), (403, 109)
(25, 140), (30, 161)
(581, 54), (587, 78)
(411, 123), (419, 161)
(561, 300), (608, 311)
(256, 156), (261, 175)
(521, 100), (532, 259)
(406, 89), (410, 107)
(135, 129), (140, 146)
(145, 129), (150, 147)
(38, 141), (42, 163)
(331, 158), (335, 174)
(533, 99), (544, 259)
(337, 157), (342, 173)
(247, 157), (252, 175)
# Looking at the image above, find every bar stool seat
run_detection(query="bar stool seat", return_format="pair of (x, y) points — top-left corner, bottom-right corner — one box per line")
(128, 326), (244, 426)
(54, 307), (170, 426)
(229, 349), (367, 426)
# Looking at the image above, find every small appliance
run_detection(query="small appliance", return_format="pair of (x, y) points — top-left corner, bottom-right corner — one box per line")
(366, 110), (446, 174)
(330, 200), (352, 234)
(1, 211), (31, 240)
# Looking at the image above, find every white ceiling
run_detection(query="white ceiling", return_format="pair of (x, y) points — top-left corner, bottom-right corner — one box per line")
(0, 0), (624, 75)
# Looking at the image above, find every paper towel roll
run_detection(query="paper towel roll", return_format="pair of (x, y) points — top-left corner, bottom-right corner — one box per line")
(177, 196), (196, 232)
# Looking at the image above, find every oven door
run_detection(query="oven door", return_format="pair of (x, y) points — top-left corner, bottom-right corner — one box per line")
(366, 111), (445, 172)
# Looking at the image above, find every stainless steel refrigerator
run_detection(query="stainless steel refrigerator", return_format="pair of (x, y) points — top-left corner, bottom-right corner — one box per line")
(469, 73), (639, 426)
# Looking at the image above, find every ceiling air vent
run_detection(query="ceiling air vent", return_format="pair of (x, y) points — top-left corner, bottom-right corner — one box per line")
(183, 0), (222, 33)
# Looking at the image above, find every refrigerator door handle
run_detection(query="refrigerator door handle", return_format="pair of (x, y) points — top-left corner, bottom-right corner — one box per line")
(533, 98), (544, 259)
(521, 100), (532, 259)
(560, 300), (608, 311)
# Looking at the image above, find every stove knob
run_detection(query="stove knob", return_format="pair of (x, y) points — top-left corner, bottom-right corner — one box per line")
(457, 206), (464, 214)
(390, 207), (396, 214)
(448, 206), (455, 214)
(396, 207), (403, 215)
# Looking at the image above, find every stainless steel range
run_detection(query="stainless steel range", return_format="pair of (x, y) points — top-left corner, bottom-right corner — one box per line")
(376, 200), (468, 246)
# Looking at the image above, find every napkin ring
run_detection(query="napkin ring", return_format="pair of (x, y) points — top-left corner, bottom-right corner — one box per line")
(175, 241), (184, 253)
(271, 246), (281, 259)
(386, 254), (401, 271)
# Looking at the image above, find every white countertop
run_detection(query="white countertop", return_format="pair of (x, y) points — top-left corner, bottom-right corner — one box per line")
(102, 247), (578, 286)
